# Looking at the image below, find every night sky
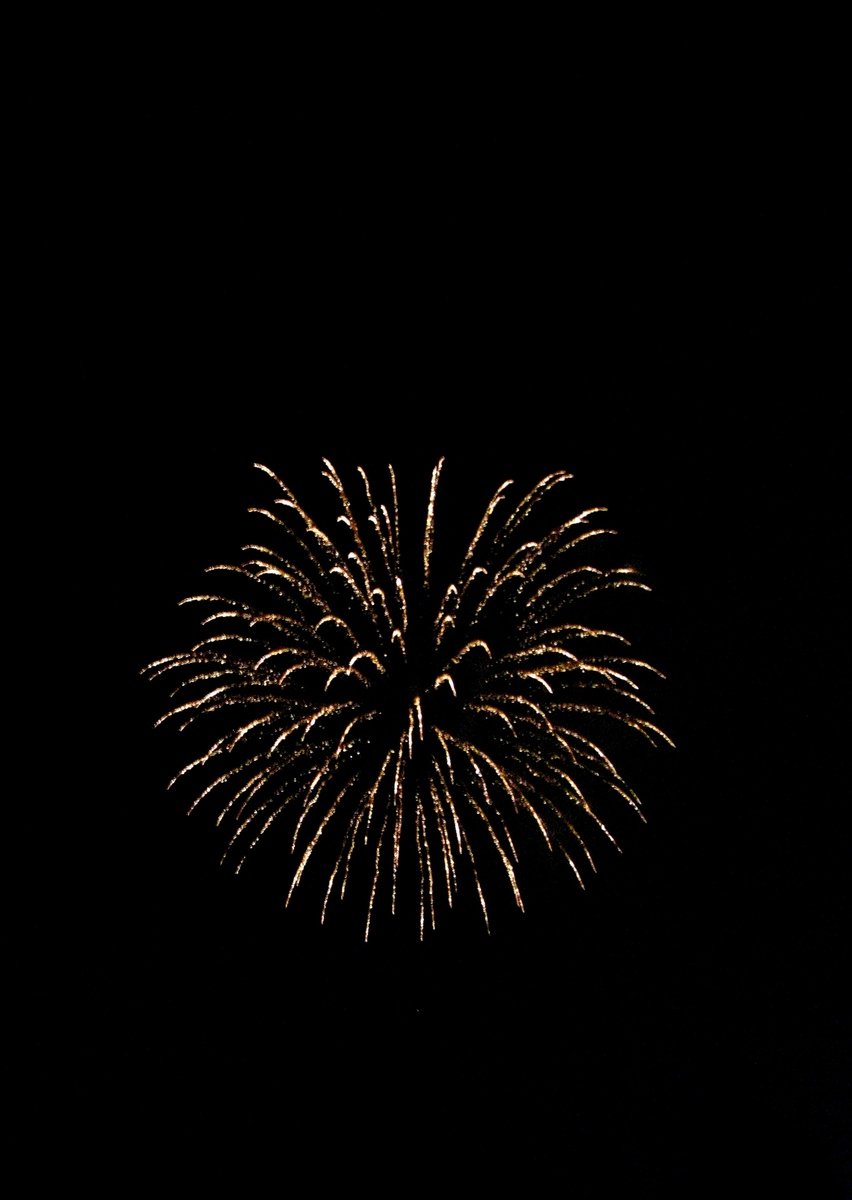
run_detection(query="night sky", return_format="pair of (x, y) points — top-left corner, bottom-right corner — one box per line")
(25, 69), (849, 1191)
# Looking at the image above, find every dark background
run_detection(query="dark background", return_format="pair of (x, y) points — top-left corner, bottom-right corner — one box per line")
(24, 68), (848, 1191)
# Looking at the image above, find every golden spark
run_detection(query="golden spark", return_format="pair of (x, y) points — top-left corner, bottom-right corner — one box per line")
(144, 459), (671, 938)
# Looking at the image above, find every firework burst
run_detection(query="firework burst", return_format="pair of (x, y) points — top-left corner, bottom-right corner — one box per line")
(144, 459), (671, 938)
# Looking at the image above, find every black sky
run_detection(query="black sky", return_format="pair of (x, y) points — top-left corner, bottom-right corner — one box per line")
(23, 68), (849, 1191)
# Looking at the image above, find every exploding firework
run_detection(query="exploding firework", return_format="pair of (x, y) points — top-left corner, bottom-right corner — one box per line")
(144, 459), (671, 938)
